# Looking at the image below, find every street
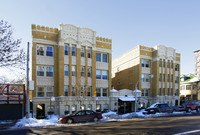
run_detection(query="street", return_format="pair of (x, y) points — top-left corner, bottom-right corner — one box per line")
(1, 113), (200, 135)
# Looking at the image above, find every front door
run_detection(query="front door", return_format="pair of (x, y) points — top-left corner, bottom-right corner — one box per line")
(36, 104), (45, 119)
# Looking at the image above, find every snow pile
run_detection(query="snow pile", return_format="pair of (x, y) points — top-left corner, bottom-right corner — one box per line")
(11, 115), (60, 129)
(9, 110), (190, 129)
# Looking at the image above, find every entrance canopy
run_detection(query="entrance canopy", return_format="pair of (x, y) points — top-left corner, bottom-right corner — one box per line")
(119, 97), (135, 102)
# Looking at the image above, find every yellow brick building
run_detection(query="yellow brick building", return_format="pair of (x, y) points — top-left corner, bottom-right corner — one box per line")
(31, 24), (117, 117)
(112, 45), (180, 107)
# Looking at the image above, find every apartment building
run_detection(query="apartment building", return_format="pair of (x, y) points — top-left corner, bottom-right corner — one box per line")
(31, 24), (117, 117)
(112, 45), (180, 107)
(194, 49), (200, 75)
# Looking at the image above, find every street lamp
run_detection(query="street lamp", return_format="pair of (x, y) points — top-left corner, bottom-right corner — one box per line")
(133, 74), (153, 113)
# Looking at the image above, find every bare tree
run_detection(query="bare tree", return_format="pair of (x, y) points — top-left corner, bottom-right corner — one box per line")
(0, 20), (25, 69)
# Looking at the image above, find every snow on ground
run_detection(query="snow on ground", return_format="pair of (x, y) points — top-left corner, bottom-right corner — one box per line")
(8, 110), (196, 129)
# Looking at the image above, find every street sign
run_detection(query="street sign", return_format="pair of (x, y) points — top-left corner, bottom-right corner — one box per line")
(96, 97), (98, 101)
(51, 96), (55, 102)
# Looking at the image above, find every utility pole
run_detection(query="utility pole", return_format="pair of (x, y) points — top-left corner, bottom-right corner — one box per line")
(26, 42), (30, 118)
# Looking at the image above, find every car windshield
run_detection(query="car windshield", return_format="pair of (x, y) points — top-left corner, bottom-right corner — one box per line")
(72, 111), (77, 115)
(149, 103), (160, 108)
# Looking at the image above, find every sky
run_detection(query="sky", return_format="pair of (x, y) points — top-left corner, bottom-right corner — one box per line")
(0, 0), (200, 75)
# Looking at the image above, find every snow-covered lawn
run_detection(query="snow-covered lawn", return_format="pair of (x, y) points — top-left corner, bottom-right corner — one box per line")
(3, 110), (196, 129)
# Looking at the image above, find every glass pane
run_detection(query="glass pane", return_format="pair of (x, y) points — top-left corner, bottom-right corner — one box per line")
(96, 70), (101, 79)
(103, 54), (108, 62)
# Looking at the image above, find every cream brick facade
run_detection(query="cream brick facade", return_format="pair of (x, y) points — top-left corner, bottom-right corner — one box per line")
(31, 24), (117, 117)
(112, 45), (180, 107)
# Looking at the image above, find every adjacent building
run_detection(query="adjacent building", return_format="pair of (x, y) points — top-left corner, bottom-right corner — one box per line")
(112, 45), (180, 108)
(31, 24), (117, 117)
(180, 74), (200, 104)
(194, 49), (200, 76)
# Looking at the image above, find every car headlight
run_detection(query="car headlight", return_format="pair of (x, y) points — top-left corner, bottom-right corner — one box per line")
(150, 110), (155, 112)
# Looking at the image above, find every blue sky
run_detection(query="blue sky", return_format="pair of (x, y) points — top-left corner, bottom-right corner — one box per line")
(0, 0), (200, 74)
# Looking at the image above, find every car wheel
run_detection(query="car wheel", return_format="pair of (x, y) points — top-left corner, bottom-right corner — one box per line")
(67, 119), (73, 124)
(196, 107), (200, 112)
(93, 117), (99, 122)
(187, 108), (191, 113)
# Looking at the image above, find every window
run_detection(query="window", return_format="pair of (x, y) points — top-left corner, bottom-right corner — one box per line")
(46, 66), (53, 77)
(142, 60), (145, 67)
(102, 71), (108, 80)
(64, 86), (69, 96)
(141, 74), (145, 82)
(171, 75), (173, 82)
(37, 87), (54, 97)
(159, 88), (161, 96)
(175, 76), (179, 83)
(37, 45), (44, 56)
(145, 75), (150, 82)
(159, 74), (162, 81)
(175, 89), (178, 96)
(141, 74), (150, 82)
(64, 66), (69, 76)
(96, 88), (101, 97)
(163, 60), (165, 67)
(46, 87), (54, 97)
(72, 46), (76, 56)
(141, 90), (144, 96)
(88, 86), (92, 96)
(88, 67), (92, 77)
(72, 66), (76, 76)
(163, 89), (165, 95)
(81, 66), (85, 77)
(96, 70), (101, 79)
(145, 89), (149, 96)
(163, 74), (165, 82)
(167, 74), (170, 82)
(64, 45), (69, 55)
(103, 54), (108, 63)
(171, 61), (173, 68)
(146, 60), (150, 68)
(72, 86), (76, 96)
(81, 86), (85, 96)
(175, 64), (179, 71)
(88, 48), (92, 58)
(96, 53), (101, 62)
(37, 87), (44, 97)
(37, 66), (45, 76)
(81, 46), (85, 57)
(142, 59), (150, 68)
(159, 60), (162, 67)
(186, 85), (192, 90)
(167, 61), (170, 68)
(167, 88), (170, 95)
(46, 46), (53, 56)
(87, 105), (92, 110)
(103, 88), (108, 97)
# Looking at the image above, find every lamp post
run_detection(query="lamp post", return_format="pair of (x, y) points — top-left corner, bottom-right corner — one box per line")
(133, 74), (153, 113)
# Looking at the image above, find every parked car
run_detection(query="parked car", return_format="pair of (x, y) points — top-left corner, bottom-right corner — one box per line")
(178, 101), (200, 112)
(58, 110), (103, 124)
(143, 103), (174, 114)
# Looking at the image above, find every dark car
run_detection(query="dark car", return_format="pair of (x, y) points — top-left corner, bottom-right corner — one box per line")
(178, 101), (200, 112)
(143, 103), (174, 114)
(58, 110), (102, 124)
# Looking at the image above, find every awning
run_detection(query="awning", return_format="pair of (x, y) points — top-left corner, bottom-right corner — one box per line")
(119, 97), (135, 101)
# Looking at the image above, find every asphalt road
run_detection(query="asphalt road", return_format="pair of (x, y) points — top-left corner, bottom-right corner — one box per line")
(2, 114), (200, 135)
